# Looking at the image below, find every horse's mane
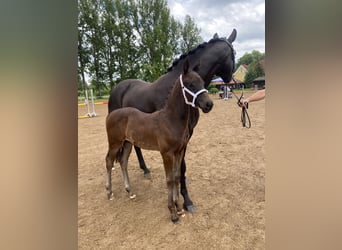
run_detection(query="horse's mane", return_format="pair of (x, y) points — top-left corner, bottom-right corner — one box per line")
(166, 37), (231, 73)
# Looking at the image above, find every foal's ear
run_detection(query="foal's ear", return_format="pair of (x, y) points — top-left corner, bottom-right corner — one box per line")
(183, 59), (190, 74)
(193, 62), (200, 73)
(213, 33), (219, 39)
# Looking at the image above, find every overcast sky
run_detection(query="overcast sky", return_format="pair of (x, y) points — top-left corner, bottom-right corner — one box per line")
(167, 0), (265, 61)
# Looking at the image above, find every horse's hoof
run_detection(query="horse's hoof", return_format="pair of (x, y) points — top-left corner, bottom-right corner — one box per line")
(184, 204), (196, 213)
(144, 172), (151, 179)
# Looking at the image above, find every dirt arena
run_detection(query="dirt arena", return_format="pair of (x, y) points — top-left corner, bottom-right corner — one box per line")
(78, 93), (265, 249)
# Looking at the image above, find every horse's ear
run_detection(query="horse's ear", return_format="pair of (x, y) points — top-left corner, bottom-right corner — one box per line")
(227, 28), (237, 43)
(183, 59), (190, 74)
(193, 62), (200, 73)
(213, 33), (219, 39)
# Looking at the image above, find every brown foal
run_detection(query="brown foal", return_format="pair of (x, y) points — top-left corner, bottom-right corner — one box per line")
(105, 59), (213, 223)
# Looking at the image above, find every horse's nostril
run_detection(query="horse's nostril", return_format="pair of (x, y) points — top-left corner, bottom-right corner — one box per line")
(205, 101), (213, 112)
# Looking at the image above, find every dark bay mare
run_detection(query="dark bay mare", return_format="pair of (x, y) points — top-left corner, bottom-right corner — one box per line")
(108, 29), (237, 212)
(105, 60), (213, 223)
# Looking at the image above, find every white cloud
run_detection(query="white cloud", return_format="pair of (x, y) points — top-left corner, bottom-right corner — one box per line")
(167, 0), (265, 60)
(170, 2), (187, 21)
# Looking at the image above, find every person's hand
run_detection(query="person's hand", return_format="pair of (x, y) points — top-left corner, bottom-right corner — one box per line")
(238, 99), (248, 108)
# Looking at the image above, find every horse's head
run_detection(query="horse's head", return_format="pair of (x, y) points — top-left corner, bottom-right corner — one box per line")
(199, 29), (237, 85)
(181, 60), (213, 113)
(214, 29), (237, 83)
(166, 29), (237, 88)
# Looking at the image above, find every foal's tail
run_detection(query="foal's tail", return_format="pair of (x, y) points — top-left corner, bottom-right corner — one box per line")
(114, 141), (132, 163)
(115, 146), (124, 163)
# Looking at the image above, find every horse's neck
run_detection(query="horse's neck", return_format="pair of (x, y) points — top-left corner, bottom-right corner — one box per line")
(170, 50), (218, 87)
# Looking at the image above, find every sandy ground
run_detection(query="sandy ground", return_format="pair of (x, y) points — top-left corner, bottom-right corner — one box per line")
(78, 93), (265, 249)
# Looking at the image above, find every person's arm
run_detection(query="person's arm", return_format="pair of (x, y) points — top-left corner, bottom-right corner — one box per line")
(240, 89), (265, 107)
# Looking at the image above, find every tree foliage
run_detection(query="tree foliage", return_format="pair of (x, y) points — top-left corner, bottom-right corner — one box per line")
(78, 0), (202, 97)
(236, 50), (264, 70)
(132, 0), (181, 81)
(236, 50), (265, 88)
(180, 15), (202, 53)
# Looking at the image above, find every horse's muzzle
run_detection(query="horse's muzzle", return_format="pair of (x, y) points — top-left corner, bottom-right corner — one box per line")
(201, 100), (213, 113)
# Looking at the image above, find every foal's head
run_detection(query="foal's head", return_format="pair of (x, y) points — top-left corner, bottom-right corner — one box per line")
(180, 60), (214, 113)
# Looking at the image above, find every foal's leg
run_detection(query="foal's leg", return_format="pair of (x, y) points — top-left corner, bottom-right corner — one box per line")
(134, 146), (151, 178)
(180, 149), (195, 212)
(120, 142), (136, 199)
(105, 149), (116, 200)
(174, 153), (185, 217)
(162, 152), (178, 223)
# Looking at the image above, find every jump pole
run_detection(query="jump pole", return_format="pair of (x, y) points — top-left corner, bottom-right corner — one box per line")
(78, 89), (97, 119)
(85, 89), (91, 115)
(89, 89), (97, 117)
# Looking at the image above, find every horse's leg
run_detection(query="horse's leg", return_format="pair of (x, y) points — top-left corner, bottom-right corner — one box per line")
(105, 149), (115, 200)
(120, 142), (136, 199)
(134, 146), (151, 178)
(180, 149), (196, 212)
(162, 152), (178, 223)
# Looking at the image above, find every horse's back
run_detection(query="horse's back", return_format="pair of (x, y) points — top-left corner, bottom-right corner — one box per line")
(108, 79), (149, 113)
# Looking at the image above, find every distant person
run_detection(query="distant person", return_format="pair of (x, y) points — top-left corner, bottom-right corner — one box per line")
(239, 89), (265, 107)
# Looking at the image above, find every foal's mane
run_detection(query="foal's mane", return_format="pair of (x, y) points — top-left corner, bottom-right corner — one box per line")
(166, 37), (233, 73)
(163, 75), (181, 110)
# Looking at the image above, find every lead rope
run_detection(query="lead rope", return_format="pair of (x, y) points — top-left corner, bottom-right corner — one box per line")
(231, 78), (251, 128)
(241, 102), (251, 128)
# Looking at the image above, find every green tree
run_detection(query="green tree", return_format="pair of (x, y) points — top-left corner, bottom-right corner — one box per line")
(235, 50), (265, 88)
(180, 15), (202, 53)
(132, 0), (181, 81)
(236, 50), (264, 70)
(101, 0), (117, 89)
(78, 0), (203, 94)
(244, 69), (256, 88)
(244, 61), (264, 88)
(78, 0), (91, 95)
(101, 0), (141, 89)
(79, 0), (107, 97)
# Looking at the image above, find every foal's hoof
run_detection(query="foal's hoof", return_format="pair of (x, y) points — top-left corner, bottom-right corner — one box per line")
(184, 204), (196, 213)
(177, 209), (186, 217)
(107, 192), (113, 200)
(129, 194), (136, 199)
(171, 216), (179, 224)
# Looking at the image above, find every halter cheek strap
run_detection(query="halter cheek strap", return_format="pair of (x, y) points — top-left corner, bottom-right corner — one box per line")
(179, 74), (208, 108)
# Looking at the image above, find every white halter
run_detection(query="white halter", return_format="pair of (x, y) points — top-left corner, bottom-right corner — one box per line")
(179, 74), (208, 108)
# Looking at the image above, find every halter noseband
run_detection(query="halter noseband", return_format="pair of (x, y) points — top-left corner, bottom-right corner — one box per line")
(179, 74), (208, 108)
